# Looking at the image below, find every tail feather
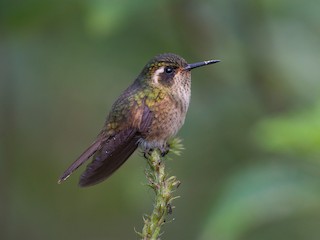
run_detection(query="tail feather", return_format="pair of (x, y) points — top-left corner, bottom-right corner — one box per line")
(58, 140), (101, 184)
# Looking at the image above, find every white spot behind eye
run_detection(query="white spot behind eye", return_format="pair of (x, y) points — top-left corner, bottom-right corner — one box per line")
(152, 67), (165, 84)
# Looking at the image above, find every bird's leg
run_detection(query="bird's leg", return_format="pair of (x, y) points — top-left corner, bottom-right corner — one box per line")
(160, 143), (170, 157)
(143, 143), (170, 158)
(143, 148), (154, 159)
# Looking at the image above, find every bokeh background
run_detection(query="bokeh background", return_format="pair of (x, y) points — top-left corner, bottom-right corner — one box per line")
(1, 0), (320, 239)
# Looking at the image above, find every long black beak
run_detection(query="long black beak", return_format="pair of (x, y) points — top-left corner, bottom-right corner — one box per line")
(184, 59), (220, 71)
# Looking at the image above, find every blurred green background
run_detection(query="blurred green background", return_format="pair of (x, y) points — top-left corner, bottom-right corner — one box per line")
(1, 0), (320, 239)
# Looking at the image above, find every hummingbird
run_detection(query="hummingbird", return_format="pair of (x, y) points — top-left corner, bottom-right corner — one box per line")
(58, 53), (220, 187)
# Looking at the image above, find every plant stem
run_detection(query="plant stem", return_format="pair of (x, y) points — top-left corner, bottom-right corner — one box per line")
(138, 139), (183, 240)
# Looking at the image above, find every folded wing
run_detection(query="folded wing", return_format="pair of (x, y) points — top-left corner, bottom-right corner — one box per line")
(79, 105), (153, 187)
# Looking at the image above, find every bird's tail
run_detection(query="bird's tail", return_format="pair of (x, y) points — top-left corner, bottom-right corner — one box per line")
(58, 140), (101, 184)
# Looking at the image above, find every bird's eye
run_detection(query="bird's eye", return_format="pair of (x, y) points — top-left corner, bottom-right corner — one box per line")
(164, 66), (173, 74)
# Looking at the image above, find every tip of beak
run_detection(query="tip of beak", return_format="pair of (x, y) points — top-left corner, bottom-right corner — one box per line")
(206, 60), (221, 64)
(185, 59), (221, 71)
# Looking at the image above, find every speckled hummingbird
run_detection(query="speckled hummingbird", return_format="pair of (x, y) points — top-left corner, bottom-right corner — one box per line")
(58, 53), (220, 187)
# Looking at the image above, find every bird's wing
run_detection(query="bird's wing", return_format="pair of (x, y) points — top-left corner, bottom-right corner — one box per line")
(58, 79), (153, 186)
(78, 105), (153, 187)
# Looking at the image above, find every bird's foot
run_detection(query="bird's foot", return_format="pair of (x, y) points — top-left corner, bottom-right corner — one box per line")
(160, 143), (170, 157)
(143, 148), (153, 159)
(142, 143), (170, 158)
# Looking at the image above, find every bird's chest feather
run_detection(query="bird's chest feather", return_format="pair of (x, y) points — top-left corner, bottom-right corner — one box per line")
(146, 86), (190, 141)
